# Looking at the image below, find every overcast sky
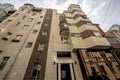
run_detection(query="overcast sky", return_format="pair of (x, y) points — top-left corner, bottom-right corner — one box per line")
(0, 0), (120, 32)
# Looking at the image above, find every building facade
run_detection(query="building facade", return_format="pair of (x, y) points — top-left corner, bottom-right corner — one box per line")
(0, 3), (15, 23)
(106, 24), (120, 60)
(0, 4), (120, 80)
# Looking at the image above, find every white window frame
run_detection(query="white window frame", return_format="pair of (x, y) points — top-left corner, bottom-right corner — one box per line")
(93, 31), (101, 37)
(38, 43), (45, 51)
(42, 31), (47, 36)
(23, 25), (29, 30)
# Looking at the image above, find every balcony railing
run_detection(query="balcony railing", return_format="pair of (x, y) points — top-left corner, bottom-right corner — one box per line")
(59, 14), (69, 35)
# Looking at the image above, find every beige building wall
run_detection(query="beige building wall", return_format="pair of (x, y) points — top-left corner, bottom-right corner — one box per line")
(0, 3), (119, 80)
(0, 4), (46, 80)
(81, 50), (120, 80)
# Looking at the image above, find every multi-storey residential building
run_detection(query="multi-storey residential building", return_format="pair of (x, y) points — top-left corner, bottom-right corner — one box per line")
(0, 3), (120, 80)
(0, 3), (15, 23)
(106, 24), (120, 60)
(108, 24), (120, 42)
(109, 24), (120, 31)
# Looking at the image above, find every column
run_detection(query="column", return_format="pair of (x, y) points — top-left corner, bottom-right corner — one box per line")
(58, 63), (61, 80)
(69, 63), (75, 80)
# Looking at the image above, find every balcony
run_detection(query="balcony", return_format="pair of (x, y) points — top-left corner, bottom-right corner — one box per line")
(32, 8), (42, 12)
(71, 9), (81, 14)
(59, 22), (69, 35)
(70, 37), (86, 49)
(73, 14), (87, 19)
(59, 15), (69, 35)
(70, 37), (111, 50)
(111, 43), (120, 48)
(84, 36), (111, 49)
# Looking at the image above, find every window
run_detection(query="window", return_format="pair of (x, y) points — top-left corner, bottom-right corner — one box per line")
(13, 13), (19, 17)
(93, 31), (101, 37)
(28, 18), (33, 22)
(40, 16), (43, 18)
(86, 22), (92, 25)
(71, 33), (80, 37)
(38, 43), (45, 51)
(20, 8), (24, 11)
(42, 31), (47, 36)
(0, 57), (10, 70)
(107, 38), (118, 43)
(15, 22), (20, 28)
(23, 25), (29, 30)
(44, 23), (49, 27)
(5, 20), (12, 25)
(22, 15), (26, 20)
(100, 65), (107, 74)
(110, 57), (115, 61)
(12, 35), (23, 42)
(89, 60), (94, 65)
(37, 22), (41, 24)
(61, 37), (69, 43)
(46, 17), (50, 19)
(32, 30), (38, 34)
(116, 65), (120, 71)
(26, 42), (33, 47)
(0, 29), (4, 32)
(0, 50), (3, 54)
(32, 62), (41, 76)
(32, 12), (36, 16)
(91, 67), (97, 76)
(86, 51), (90, 57)
(27, 10), (30, 13)
(82, 15), (87, 19)
(63, 23), (68, 28)
(57, 52), (71, 57)
(2, 32), (12, 40)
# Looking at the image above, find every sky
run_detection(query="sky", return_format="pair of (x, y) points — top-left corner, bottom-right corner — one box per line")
(0, 0), (120, 32)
